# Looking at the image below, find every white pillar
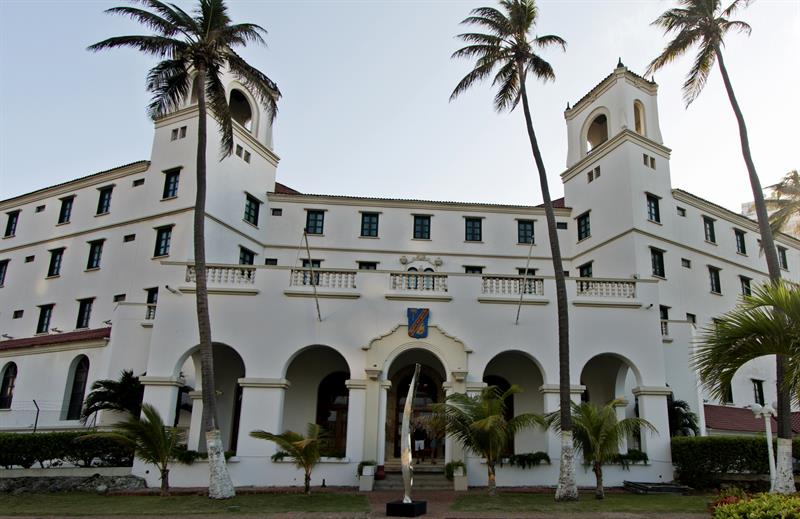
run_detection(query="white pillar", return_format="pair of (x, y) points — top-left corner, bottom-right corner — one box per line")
(187, 390), (204, 450)
(139, 375), (182, 426)
(235, 378), (289, 461)
(633, 386), (673, 479)
(345, 379), (367, 462)
(376, 381), (390, 466)
(613, 397), (629, 454)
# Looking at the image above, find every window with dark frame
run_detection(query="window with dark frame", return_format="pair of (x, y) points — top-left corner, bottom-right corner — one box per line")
(35, 205), (45, 213)
(239, 247), (255, 265)
(0, 363), (17, 409)
(145, 287), (158, 319)
(264, 258), (278, 266)
(306, 210), (325, 235)
(578, 262), (593, 278)
(676, 206), (686, 217)
(0, 259), (8, 285)
(361, 213), (379, 237)
(301, 258), (322, 285)
(734, 229), (747, 255)
(659, 305), (670, 321)
(123, 234), (136, 242)
(722, 380), (733, 403)
(76, 298), (93, 329)
(686, 313), (696, 325)
(36, 304), (54, 334)
(577, 212), (591, 241)
(47, 248), (64, 277)
(651, 248), (665, 277)
(752, 379), (765, 406)
(556, 222), (568, 230)
(154, 226), (172, 257)
(358, 261), (378, 270)
(244, 194), (261, 226)
(708, 266), (722, 294)
(113, 294), (126, 303)
(96, 186), (113, 215)
(132, 178), (145, 187)
(703, 216), (716, 243)
(86, 240), (104, 269)
(517, 220), (534, 244)
(25, 255), (34, 263)
(4, 211), (19, 237)
(271, 208), (282, 216)
(413, 215), (431, 239)
(681, 258), (691, 268)
(777, 246), (789, 270)
(163, 169), (180, 199)
(12, 310), (23, 319)
(740, 276), (752, 296)
(465, 218), (482, 242)
(58, 197), (74, 224)
(65, 356), (89, 420)
(646, 194), (661, 223)
(464, 266), (483, 274)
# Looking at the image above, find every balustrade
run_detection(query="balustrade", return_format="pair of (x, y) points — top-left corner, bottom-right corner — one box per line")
(289, 268), (356, 288)
(185, 265), (256, 285)
(389, 272), (448, 292)
(481, 275), (544, 296)
(576, 279), (636, 299)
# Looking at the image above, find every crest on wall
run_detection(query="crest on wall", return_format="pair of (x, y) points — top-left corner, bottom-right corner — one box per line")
(407, 308), (430, 339)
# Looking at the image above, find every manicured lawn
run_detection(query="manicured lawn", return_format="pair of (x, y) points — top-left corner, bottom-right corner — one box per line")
(452, 491), (712, 513)
(1, 492), (370, 516)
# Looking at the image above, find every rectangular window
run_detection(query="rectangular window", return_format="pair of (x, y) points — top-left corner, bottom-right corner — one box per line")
(47, 248), (64, 277)
(4, 210), (19, 237)
(96, 186), (113, 215)
(413, 215), (431, 239)
(360, 212), (379, 237)
(703, 216), (716, 243)
(153, 226), (172, 257)
(76, 298), (93, 329)
(464, 266), (483, 274)
(306, 210), (325, 235)
(465, 217), (482, 242)
(163, 169), (180, 199)
(145, 287), (158, 319)
(650, 156), (656, 169)
(179, 126), (187, 138)
(677, 206), (686, 217)
(556, 222), (568, 230)
(646, 194), (661, 223)
(358, 261), (378, 270)
(58, 197), (74, 224)
(686, 313), (696, 325)
(36, 304), (53, 334)
(517, 220), (534, 244)
(123, 234), (135, 242)
(0, 259), (8, 285)
(302, 259), (321, 269)
(171, 128), (179, 141)
(777, 246), (788, 270)
(517, 268), (538, 276)
(35, 205), (45, 213)
(271, 208), (282, 216)
(651, 248), (665, 277)
(577, 212), (591, 241)
(235, 144), (243, 157)
(244, 194), (261, 226)
(25, 255), (34, 263)
(13, 309), (23, 319)
(681, 258), (691, 268)
(132, 178), (145, 187)
(86, 240), (104, 269)
(113, 294), (126, 303)
(587, 166), (600, 183)
(243, 151), (251, 163)
(752, 379), (765, 406)
(740, 276), (752, 296)
(264, 258), (278, 266)
(659, 305), (670, 321)
(708, 266), (722, 294)
(722, 381), (733, 404)
(643, 153), (648, 166)
(578, 262), (593, 278)
(734, 229), (747, 255)
(239, 247), (255, 265)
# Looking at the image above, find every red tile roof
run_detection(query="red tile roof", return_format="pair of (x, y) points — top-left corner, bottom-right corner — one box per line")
(704, 404), (800, 434)
(0, 327), (111, 352)
(273, 182), (301, 195)
(537, 197), (566, 209)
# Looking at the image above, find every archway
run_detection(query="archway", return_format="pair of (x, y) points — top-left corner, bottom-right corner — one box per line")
(230, 89), (253, 131)
(586, 113), (609, 151)
(634, 100), (646, 136)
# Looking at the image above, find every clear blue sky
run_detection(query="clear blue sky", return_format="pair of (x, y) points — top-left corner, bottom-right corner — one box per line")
(1, 0), (797, 212)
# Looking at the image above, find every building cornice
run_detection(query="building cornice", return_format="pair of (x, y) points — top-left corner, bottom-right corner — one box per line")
(561, 129), (671, 182)
(565, 66), (658, 120)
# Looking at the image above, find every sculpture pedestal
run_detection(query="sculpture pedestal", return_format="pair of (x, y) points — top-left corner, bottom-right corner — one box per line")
(386, 500), (427, 517)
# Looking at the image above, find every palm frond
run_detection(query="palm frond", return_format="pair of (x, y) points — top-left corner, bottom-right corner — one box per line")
(226, 51), (280, 123)
(646, 28), (702, 76)
(104, 7), (181, 36)
(450, 59), (500, 102)
(492, 59), (520, 112)
(218, 23), (269, 47)
(682, 39), (717, 106)
(146, 59), (191, 119)
(532, 34), (567, 51)
(87, 35), (187, 58)
(204, 68), (234, 157)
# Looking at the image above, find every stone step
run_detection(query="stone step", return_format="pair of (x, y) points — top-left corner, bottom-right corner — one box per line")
(374, 473), (452, 491)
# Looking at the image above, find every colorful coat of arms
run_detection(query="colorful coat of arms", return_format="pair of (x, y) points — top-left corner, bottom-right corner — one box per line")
(407, 308), (430, 338)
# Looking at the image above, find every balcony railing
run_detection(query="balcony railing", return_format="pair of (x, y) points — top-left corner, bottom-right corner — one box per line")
(186, 265), (256, 285)
(481, 275), (544, 296)
(660, 320), (669, 336)
(576, 279), (636, 299)
(145, 304), (157, 320)
(289, 268), (356, 288)
(390, 272), (448, 292)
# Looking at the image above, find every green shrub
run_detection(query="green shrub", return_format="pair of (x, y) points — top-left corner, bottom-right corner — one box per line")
(713, 493), (800, 519)
(0, 431), (133, 469)
(445, 460), (466, 481)
(671, 436), (771, 489)
(357, 460), (376, 477)
(504, 451), (550, 469)
(614, 449), (649, 469)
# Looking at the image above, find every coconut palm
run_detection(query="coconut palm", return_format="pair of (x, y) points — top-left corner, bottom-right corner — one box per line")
(89, 0), (280, 498)
(647, 0), (794, 493)
(550, 400), (656, 500)
(767, 170), (800, 238)
(433, 385), (545, 497)
(250, 423), (327, 495)
(81, 370), (144, 424)
(667, 397), (700, 437)
(449, 0), (575, 500)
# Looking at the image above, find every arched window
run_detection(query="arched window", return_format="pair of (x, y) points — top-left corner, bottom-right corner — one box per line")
(229, 89), (253, 131)
(586, 114), (608, 152)
(316, 371), (349, 457)
(634, 101), (646, 136)
(66, 356), (89, 420)
(0, 362), (17, 409)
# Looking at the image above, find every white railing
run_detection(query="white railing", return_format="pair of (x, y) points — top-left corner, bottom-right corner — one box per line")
(289, 268), (356, 288)
(660, 320), (669, 336)
(576, 279), (636, 299)
(481, 275), (544, 296)
(185, 265), (256, 285)
(145, 304), (157, 320)
(390, 272), (448, 292)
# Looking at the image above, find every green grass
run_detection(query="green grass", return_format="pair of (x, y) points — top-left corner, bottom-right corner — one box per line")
(0, 492), (370, 516)
(452, 491), (712, 513)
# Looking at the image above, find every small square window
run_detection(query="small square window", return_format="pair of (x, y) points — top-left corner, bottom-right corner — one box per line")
(306, 210), (325, 235)
(413, 215), (431, 239)
(686, 313), (696, 325)
(12, 309), (23, 319)
(464, 266), (483, 274)
(271, 208), (283, 216)
(35, 205), (45, 213)
(358, 261), (378, 270)
(123, 234), (136, 242)
(264, 258), (278, 266)
(235, 144), (244, 157)
(556, 222), (568, 230)
(132, 178), (145, 187)
(239, 247), (255, 266)
(113, 294), (126, 302)
(171, 128), (179, 141)
(578, 262), (593, 278)
(681, 258), (691, 268)
(243, 151), (251, 163)
(25, 255), (34, 263)
(179, 126), (187, 138)
(677, 206), (686, 217)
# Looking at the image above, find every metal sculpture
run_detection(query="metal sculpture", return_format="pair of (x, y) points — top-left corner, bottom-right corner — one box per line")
(401, 363), (421, 503)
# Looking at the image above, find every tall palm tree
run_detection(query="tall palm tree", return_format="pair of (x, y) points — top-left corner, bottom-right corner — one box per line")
(549, 400), (656, 500)
(767, 170), (800, 238)
(81, 370), (144, 424)
(449, 0), (576, 500)
(89, 0), (280, 499)
(250, 423), (327, 495)
(433, 385), (544, 497)
(647, 0), (794, 494)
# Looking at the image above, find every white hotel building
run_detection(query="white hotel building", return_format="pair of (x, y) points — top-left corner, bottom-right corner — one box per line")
(0, 63), (798, 489)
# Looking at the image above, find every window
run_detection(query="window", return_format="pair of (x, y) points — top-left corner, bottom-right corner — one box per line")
(58, 197), (74, 224)
(264, 258), (278, 266)
(244, 194), (261, 226)
(752, 379), (765, 406)
(12, 310), (23, 319)
(703, 216), (716, 243)
(646, 194), (661, 223)
(123, 234), (136, 242)
(708, 266), (722, 294)
(171, 126), (187, 140)
(25, 255), (34, 263)
(4, 210), (19, 237)
(556, 222), (568, 230)
(243, 151), (251, 163)
(681, 258), (691, 268)
(517, 220), (534, 244)
(686, 313), (696, 325)
(306, 210), (324, 235)
(517, 268), (538, 276)
(113, 294), (126, 303)
(0, 363), (17, 409)
(65, 356), (89, 420)
(76, 298), (93, 329)
(777, 246), (788, 270)
(47, 248), (64, 277)
(722, 381), (733, 404)
(153, 226), (172, 257)
(642, 153), (656, 169)
(0, 259), (9, 286)
(235, 144), (243, 157)
(239, 247), (255, 265)
(651, 248), (665, 277)
(301, 259), (321, 285)
(465, 217), (482, 242)
(302, 259), (321, 269)
(145, 287), (158, 319)
(35, 205), (45, 213)
(96, 186), (113, 215)
(36, 304), (54, 334)
(587, 166), (601, 183)
(577, 212), (591, 241)
(734, 229), (747, 255)
(676, 206), (686, 217)
(180, 126), (187, 138)
(659, 305), (670, 321)
(464, 266), (483, 274)
(132, 178), (145, 187)
(271, 208), (282, 216)
(578, 262), (593, 278)
(163, 169), (180, 199)
(413, 215), (430, 239)
(171, 128), (179, 141)
(740, 276), (752, 296)
(358, 261), (378, 270)
(361, 212), (379, 237)
(86, 240), (104, 269)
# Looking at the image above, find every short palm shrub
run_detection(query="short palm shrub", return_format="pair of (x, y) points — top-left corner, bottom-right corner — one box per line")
(250, 423), (326, 495)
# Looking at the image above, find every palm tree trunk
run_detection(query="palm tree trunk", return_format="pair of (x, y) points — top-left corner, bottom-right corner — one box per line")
(516, 61), (577, 502)
(715, 47), (795, 494)
(194, 64), (235, 500)
(487, 461), (497, 497)
(160, 467), (170, 497)
(305, 470), (311, 495)
(593, 462), (604, 500)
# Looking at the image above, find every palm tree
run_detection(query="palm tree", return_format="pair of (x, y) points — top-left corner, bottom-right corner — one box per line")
(449, 0), (575, 501)
(767, 170), (800, 238)
(549, 400), (656, 500)
(667, 397), (700, 437)
(81, 370), (144, 424)
(647, 0), (794, 494)
(250, 423), (327, 495)
(433, 385), (544, 497)
(89, 0), (280, 499)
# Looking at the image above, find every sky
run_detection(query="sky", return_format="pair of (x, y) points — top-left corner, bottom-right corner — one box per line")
(0, 0), (798, 212)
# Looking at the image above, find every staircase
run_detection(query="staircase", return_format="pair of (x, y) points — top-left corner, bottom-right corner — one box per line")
(375, 459), (451, 491)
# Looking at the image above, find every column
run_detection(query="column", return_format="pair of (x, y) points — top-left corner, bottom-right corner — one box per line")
(187, 390), (204, 450)
(633, 386), (673, 477)
(539, 384), (586, 460)
(613, 397), (629, 454)
(361, 369), (382, 466)
(345, 379), (367, 463)
(234, 378), (289, 461)
(376, 381), (391, 467)
(139, 375), (182, 426)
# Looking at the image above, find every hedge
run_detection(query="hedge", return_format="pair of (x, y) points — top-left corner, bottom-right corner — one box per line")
(713, 493), (800, 519)
(0, 432), (133, 469)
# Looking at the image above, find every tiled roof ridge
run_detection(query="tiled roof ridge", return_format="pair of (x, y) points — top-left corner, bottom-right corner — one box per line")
(568, 64), (655, 114)
(0, 327), (112, 352)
